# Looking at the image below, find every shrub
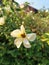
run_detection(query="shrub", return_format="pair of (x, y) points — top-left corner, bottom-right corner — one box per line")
(0, 0), (49, 65)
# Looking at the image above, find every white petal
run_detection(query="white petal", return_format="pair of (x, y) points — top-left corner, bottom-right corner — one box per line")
(20, 25), (25, 34)
(23, 38), (31, 48)
(14, 38), (22, 48)
(27, 33), (36, 41)
(0, 17), (5, 25)
(11, 29), (21, 37)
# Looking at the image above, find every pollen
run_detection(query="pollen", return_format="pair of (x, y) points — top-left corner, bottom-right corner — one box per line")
(21, 33), (26, 38)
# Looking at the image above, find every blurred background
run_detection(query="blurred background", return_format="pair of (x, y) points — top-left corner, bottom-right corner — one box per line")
(14, 0), (49, 10)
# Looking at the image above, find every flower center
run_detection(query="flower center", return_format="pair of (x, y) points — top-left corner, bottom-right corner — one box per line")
(21, 33), (26, 38)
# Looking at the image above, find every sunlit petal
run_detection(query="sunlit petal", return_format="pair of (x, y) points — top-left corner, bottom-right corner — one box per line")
(11, 29), (21, 37)
(0, 17), (5, 25)
(23, 38), (31, 48)
(20, 25), (25, 34)
(27, 33), (36, 41)
(14, 38), (22, 48)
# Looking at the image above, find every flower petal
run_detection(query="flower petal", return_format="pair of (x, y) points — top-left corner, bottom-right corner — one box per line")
(23, 38), (31, 48)
(0, 17), (5, 25)
(11, 29), (21, 37)
(20, 25), (25, 34)
(27, 33), (36, 41)
(14, 38), (22, 48)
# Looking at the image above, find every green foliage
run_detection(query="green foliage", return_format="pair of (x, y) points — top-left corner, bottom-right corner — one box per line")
(0, 0), (49, 65)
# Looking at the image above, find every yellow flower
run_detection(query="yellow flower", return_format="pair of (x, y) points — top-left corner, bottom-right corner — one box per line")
(0, 17), (5, 25)
(0, 7), (2, 11)
(47, 41), (49, 45)
(11, 25), (36, 48)
(41, 38), (48, 41)
(45, 33), (49, 36)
